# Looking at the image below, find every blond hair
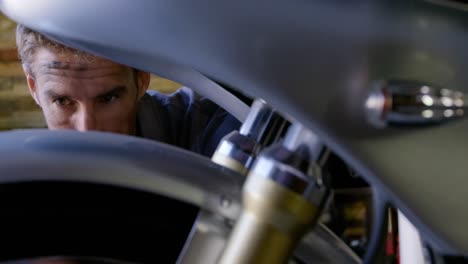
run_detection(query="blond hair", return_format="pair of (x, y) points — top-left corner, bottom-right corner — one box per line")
(16, 24), (96, 74)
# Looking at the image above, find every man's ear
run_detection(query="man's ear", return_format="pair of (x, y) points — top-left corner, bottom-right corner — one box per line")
(136, 70), (151, 99)
(23, 66), (41, 107)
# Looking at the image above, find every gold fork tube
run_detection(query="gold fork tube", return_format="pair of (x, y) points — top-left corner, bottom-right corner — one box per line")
(219, 173), (317, 264)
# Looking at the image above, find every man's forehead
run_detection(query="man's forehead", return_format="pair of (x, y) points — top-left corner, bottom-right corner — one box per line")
(45, 60), (90, 71)
(32, 48), (131, 75)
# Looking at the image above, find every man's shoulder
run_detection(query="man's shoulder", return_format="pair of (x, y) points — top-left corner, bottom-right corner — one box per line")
(138, 87), (241, 156)
(143, 87), (220, 116)
(143, 87), (192, 107)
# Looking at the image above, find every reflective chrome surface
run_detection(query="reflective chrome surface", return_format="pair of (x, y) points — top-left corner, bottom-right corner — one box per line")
(252, 123), (326, 198)
(219, 123), (330, 263)
(252, 156), (310, 195)
(240, 100), (289, 147)
(212, 99), (288, 174)
(211, 132), (257, 174)
(239, 100), (271, 138)
(366, 81), (466, 127)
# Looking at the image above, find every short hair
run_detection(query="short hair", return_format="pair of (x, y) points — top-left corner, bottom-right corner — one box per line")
(16, 24), (103, 75)
(16, 24), (140, 88)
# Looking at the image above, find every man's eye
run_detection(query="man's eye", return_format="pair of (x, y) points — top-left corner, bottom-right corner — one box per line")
(99, 94), (119, 104)
(54, 97), (73, 106)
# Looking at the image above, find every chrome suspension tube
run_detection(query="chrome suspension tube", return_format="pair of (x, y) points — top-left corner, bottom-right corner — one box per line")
(212, 99), (290, 175)
(219, 123), (330, 264)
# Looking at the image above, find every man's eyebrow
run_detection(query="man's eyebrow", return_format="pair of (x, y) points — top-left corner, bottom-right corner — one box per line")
(44, 89), (66, 99)
(95, 85), (127, 98)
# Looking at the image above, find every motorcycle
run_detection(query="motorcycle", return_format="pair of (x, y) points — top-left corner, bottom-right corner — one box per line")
(0, 0), (467, 263)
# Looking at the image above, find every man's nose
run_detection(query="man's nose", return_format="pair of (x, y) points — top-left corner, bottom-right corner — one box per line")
(75, 105), (97, 132)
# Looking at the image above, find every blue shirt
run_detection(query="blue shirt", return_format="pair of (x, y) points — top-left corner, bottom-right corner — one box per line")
(137, 87), (241, 157)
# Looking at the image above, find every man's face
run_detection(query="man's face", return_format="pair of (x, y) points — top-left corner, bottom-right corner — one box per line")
(25, 48), (149, 135)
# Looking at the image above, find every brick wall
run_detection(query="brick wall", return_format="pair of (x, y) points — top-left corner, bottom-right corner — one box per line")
(0, 14), (181, 130)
